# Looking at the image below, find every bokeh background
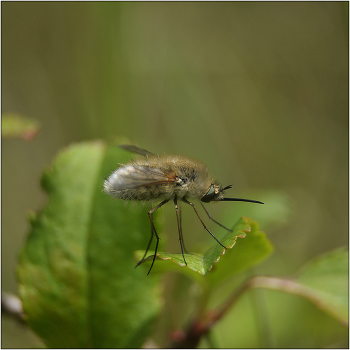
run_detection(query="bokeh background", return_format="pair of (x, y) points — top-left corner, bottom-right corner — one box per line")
(2, 2), (348, 348)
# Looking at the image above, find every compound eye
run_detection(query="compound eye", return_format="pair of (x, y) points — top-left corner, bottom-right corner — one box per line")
(201, 185), (217, 203)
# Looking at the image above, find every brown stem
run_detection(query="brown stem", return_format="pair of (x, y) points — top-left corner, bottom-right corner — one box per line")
(169, 275), (348, 348)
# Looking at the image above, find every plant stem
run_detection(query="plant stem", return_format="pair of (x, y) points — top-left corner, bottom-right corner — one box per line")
(169, 274), (348, 348)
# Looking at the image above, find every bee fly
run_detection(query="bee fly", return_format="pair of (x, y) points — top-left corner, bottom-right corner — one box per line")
(104, 145), (264, 275)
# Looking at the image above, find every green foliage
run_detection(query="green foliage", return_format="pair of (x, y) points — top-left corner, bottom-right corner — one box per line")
(17, 141), (162, 348)
(208, 219), (274, 286)
(136, 217), (274, 287)
(136, 216), (249, 275)
(296, 247), (348, 325)
(16, 140), (348, 348)
(1, 113), (40, 140)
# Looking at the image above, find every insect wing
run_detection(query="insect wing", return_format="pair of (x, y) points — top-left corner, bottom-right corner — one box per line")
(119, 144), (154, 157)
(110, 165), (176, 190)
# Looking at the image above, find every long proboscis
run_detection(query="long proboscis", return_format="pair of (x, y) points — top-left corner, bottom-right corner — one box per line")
(221, 198), (264, 204)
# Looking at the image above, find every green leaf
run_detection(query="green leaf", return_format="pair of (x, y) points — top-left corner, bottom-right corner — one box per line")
(248, 247), (348, 327)
(136, 216), (248, 276)
(296, 246), (348, 325)
(206, 219), (274, 286)
(2, 113), (40, 140)
(17, 141), (162, 348)
(135, 217), (273, 285)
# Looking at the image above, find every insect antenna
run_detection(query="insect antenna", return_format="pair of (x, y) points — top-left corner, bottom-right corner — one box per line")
(182, 198), (228, 249)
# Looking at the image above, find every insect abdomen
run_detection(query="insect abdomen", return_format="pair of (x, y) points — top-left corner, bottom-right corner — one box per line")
(104, 165), (174, 201)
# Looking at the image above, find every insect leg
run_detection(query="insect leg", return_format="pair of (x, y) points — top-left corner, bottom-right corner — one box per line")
(182, 198), (228, 249)
(141, 198), (170, 275)
(174, 196), (187, 265)
(200, 203), (233, 232)
(136, 203), (155, 268)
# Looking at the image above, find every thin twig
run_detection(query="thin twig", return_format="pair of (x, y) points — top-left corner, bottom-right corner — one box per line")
(214, 276), (348, 328)
(169, 275), (348, 347)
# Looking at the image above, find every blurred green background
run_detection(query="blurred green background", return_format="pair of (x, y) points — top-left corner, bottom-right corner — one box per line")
(2, 2), (348, 348)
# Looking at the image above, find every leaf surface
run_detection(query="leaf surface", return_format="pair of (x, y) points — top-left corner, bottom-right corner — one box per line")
(17, 141), (162, 348)
(295, 247), (348, 325)
(249, 247), (348, 327)
(136, 217), (273, 285)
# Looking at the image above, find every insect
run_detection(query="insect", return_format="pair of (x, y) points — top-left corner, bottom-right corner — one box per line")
(104, 145), (264, 275)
